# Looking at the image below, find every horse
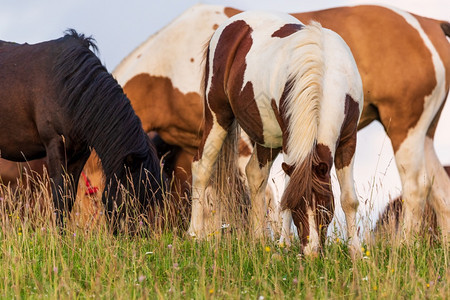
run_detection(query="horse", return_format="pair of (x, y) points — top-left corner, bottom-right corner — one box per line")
(375, 166), (450, 237)
(0, 30), (164, 229)
(113, 4), (450, 239)
(188, 11), (363, 256)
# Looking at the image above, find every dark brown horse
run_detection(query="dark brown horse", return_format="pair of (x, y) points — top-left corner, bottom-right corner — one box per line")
(0, 30), (164, 228)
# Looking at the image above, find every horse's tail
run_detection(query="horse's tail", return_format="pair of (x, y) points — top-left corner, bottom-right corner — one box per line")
(280, 21), (325, 211)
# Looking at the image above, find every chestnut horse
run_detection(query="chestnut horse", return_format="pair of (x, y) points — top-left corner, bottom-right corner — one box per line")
(114, 4), (450, 238)
(189, 11), (363, 256)
(0, 30), (164, 228)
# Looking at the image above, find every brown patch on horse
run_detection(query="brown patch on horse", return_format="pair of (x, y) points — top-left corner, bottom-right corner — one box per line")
(415, 16), (450, 137)
(255, 144), (281, 168)
(335, 94), (360, 169)
(415, 16), (450, 88)
(271, 23), (304, 38)
(208, 20), (265, 145)
(282, 144), (334, 246)
(190, 57), (194, 63)
(196, 46), (212, 161)
(223, 7), (242, 18)
(294, 6), (438, 152)
(238, 138), (252, 157)
(314, 144), (334, 234)
(278, 80), (294, 152)
(281, 151), (317, 211)
(122, 73), (202, 154)
(212, 24), (219, 30)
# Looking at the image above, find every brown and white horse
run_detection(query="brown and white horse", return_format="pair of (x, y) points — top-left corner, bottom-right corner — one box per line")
(114, 4), (450, 239)
(188, 11), (363, 255)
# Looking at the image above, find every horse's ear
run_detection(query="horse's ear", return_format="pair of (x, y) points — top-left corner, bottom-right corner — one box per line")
(282, 162), (293, 176)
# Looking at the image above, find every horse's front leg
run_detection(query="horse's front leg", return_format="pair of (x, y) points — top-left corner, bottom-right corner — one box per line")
(45, 138), (69, 227)
(335, 137), (361, 259)
(188, 120), (229, 239)
(279, 209), (293, 247)
(245, 144), (280, 239)
(66, 148), (91, 213)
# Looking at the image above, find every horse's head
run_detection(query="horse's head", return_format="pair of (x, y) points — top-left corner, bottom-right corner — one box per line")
(103, 134), (166, 231)
(281, 144), (334, 255)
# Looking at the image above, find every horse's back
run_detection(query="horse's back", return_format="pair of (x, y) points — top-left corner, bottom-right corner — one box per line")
(295, 5), (449, 137)
(207, 11), (306, 146)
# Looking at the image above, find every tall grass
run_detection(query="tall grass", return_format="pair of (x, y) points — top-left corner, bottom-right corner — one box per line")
(0, 172), (448, 299)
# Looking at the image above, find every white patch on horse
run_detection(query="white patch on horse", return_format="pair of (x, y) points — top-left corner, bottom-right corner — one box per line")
(113, 4), (229, 95)
(303, 207), (320, 255)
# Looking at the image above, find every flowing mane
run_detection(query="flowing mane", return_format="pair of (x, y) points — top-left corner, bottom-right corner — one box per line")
(283, 21), (324, 166)
(53, 30), (158, 180)
(280, 22), (327, 212)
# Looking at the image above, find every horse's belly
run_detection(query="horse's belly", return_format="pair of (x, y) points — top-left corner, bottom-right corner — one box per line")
(0, 128), (46, 161)
(238, 113), (283, 149)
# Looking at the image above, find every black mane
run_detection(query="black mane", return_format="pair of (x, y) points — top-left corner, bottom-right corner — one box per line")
(53, 29), (162, 204)
(63, 28), (99, 54)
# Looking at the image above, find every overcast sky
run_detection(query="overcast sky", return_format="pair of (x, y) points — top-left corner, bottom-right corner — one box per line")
(1, 0), (449, 227)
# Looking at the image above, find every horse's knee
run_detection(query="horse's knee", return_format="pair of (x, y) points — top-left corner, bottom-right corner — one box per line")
(340, 191), (358, 213)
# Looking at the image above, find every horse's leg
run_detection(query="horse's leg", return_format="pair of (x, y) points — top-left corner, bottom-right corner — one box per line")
(335, 133), (361, 258)
(45, 138), (68, 226)
(245, 145), (280, 238)
(188, 121), (229, 239)
(392, 132), (428, 238)
(66, 148), (91, 214)
(425, 136), (450, 237)
(279, 209), (293, 247)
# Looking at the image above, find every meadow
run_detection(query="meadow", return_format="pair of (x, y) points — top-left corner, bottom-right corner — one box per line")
(0, 174), (448, 299)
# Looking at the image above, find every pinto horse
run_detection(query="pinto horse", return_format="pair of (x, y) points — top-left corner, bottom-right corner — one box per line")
(189, 11), (363, 255)
(114, 4), (450, 239)
(0, 30), (164, 228)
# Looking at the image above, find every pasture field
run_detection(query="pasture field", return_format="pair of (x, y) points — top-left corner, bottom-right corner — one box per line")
(0, 182), (448, 299)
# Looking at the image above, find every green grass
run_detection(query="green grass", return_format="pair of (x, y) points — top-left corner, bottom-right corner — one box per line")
(0, 175), (448, 299)
(0, 213), (448, 299)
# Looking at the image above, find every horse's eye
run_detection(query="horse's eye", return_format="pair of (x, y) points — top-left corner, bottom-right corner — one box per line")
(316, 162), (328, 177)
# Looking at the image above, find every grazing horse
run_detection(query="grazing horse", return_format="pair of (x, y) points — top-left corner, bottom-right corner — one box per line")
(189, 11), (363, 256)
(0, 30), (164, 228)
(114, 4), (450, 239)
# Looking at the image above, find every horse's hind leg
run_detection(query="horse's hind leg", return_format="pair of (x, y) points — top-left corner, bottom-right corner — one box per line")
(424, 136), (450, 237)
(188, 120), (229, 239)
(245, 144), (280, 238)
(393, 131), (429, 239)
